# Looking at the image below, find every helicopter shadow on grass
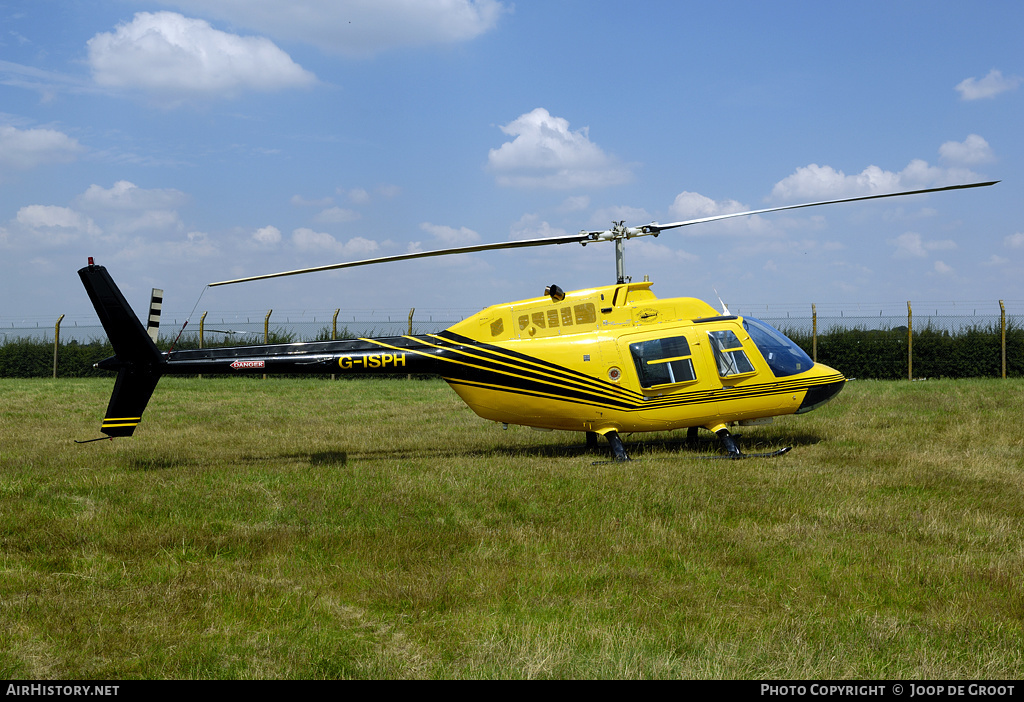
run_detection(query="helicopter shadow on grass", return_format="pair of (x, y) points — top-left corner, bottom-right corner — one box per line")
(123, 454), (195, 472)
(623, 427), (824, 460)
(313, 427), (826, 464)
(118, 428), (823, 471)
(121, 449), (354, 471)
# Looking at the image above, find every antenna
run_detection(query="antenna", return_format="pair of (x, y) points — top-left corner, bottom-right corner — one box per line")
(714, 288), (731, 316)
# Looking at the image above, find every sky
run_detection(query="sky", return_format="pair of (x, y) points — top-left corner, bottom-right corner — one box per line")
(1, 0), (1021, 328)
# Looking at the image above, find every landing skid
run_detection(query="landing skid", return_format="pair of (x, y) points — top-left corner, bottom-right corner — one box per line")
(697, 446), (792, 460)
(709, 427), (791, 459)
(588, 427), (791, 463)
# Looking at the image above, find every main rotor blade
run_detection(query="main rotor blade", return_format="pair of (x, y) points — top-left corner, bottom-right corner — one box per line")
(210, 180), (998, 287)
(642, 180), (999, 235)
(209, 231), (591, 286)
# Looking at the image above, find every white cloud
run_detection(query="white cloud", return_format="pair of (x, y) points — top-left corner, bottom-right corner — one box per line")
(375, 184), (401, 199)
(75, 181), (188, 237)
(888, 232), (957, 259)
(158, 0), (510, 57)
(668, 191), (746, 220)
(346, 188), (371, 205)
(509, 214), (568, 242)
(252, 225), (282, 246)
(77, 180), (187, 211)
(17, 205), (94, 231)
(314, 207), (361, 224)
(291, 228), (378, 257)
(113, 230), (220, 263)
(420, 222), (481, 246)
(291, 195), (334, 207)
(487, 108), (633, 189)
(933, 261), (953, 274)
(955, 69), (1022, 100)
(87, 12), (316, 102)
(1004, 232), (1024, 249)
(939, 134), (994, 166)
(770, 159), (978, 202)
(559, 196), (590, 213)
(0, 124), (83, 170)
(113, 210), (185, 235)
(6, 182), (192, 254)
(14, 205), (102, 246)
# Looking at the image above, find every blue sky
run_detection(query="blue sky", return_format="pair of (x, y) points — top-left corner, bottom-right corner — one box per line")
(1, 0), (1020, 326)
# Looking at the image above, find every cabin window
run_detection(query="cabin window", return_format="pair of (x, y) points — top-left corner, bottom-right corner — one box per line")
(490, 318), (504, 337)
(518, 315), (529, 331)
(574, 303), (597, 325)
(629, 335), (697, 388)
(708, 329), (755, 377)
(561, 306), (574, 327)
(532, 311), (546, 328)
(547, 309), (560, 328)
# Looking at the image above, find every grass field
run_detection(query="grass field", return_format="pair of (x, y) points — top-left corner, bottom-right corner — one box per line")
(1, 376), (1022, 679)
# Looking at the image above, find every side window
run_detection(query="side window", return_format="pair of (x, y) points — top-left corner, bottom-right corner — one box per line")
(574, 303), (596, 325)
(629, 336), (697, 388)
(708, 329), (755, 377)
(560, 306), (574, 327)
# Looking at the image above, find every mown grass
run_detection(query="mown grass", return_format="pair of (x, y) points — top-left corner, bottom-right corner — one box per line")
(1, 377), (1022, 679)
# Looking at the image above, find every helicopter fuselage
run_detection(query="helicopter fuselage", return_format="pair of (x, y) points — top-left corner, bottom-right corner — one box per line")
(160, 281), (845, 437)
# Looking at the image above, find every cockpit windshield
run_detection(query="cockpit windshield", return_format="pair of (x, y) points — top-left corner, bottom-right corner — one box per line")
(742, 317), (814, 377)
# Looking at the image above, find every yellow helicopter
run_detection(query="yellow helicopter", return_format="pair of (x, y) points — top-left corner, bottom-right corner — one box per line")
(79, 181), (997, 459)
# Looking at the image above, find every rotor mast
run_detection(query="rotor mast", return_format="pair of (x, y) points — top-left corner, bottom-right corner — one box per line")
(580, 221), (647, 284)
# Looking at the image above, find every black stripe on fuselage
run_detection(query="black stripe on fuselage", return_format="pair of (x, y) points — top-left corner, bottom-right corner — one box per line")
(371, 331), (843, 415)
(364, 333), (641, 411)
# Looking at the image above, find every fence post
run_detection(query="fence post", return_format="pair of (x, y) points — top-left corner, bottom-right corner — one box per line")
(332, 308), (340, 381)
(198, 311), (207, 380)
(263, 309), (272, 379)
(407, 308), (416, 380)
(1000, 300), (1006, 379)
(811, 303), (817, 362)
(53, 314), (64, 378)
(907, 301), (913, 381)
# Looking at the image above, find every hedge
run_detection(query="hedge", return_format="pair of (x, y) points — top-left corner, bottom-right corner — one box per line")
(3, 324), (1021, 379)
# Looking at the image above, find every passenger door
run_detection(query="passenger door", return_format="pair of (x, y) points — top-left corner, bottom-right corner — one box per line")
(618, 328), (722, 427)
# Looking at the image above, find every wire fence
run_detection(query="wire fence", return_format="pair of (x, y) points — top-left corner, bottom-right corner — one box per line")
(6, 300), (1022, 344)
(3, 300), (1023, 379)
(0, 308), (479, 346)
(731, 300), (1024, 338)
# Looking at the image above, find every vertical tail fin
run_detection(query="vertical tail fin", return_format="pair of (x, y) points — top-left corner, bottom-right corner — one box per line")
(79, 263), (164, 438)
